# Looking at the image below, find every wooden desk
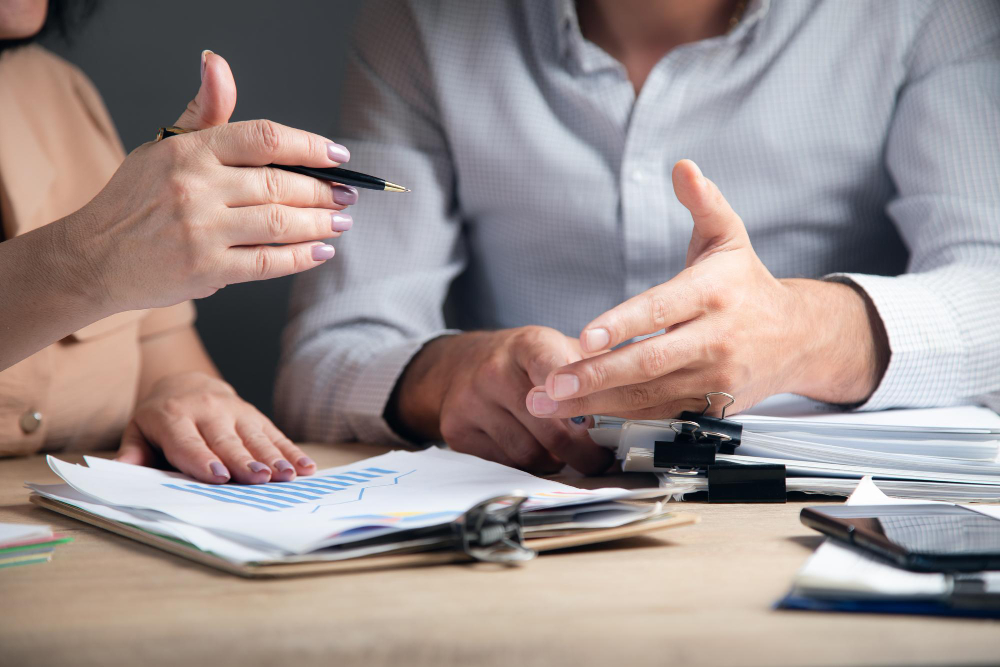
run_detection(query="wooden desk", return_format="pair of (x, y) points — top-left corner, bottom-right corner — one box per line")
(1, 445), (997, 667)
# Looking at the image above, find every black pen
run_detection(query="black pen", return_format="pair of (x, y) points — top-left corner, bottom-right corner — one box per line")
(155, 126), (410, 193)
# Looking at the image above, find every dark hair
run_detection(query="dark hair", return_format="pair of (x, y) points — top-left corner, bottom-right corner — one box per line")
(0, 0), (100, 54)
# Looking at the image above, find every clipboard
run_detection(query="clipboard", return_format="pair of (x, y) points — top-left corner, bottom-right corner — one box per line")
(30, 494), (698, 578)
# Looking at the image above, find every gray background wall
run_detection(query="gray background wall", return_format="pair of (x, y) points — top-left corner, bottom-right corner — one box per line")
(42, 0), (365, 417)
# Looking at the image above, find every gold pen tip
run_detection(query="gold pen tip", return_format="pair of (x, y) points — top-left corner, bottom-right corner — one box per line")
(384, 181), (410, 193)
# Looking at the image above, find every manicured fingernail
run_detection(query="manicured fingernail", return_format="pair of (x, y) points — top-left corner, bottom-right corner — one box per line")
(209, 461), (229, 480)
(332, 184), (358, 206)
(311, 243), (335, 261)
(200, 49), (213, 81)
(274, 460), (294, 473)
(531, 390), (558, 416)
(331, 212), (353, 232)
(248, 461), (269, 474)
(570, 416), (587, 425)
(552, 374), (580, 399)
(327, 142), (350, 163)
(297, 456), (316, 468)
(584, 328), (610, 351)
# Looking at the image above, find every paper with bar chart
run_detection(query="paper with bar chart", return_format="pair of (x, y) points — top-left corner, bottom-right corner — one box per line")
(35, 449), (640, 555)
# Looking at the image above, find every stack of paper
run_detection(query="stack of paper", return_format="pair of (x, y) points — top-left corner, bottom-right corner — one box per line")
(777, 477), (1000, 618)
(592, 394), (1000, 501)
(28, 449), (667, 566)
(0, 523), (72, 569)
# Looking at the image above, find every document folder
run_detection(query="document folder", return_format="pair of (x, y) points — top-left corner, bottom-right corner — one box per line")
(31, 494), (697, 578)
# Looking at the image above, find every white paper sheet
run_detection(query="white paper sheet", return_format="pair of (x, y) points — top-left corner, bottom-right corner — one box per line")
(791, 478), (1000, 600)
(0, 522), (52, 547)
(41, 449), (642, 555)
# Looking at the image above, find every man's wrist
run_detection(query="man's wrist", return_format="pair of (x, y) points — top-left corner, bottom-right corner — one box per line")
(782, 278), (889, 405)
(384, 334), (462, 442)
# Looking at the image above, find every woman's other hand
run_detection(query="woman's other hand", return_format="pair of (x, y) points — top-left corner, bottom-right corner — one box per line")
(66, 51), (356, 314)
(115, 371), (317, 484)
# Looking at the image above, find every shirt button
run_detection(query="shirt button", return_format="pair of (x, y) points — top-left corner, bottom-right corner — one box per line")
(19, 409), (42, 434)
(630, 168), (646, 183)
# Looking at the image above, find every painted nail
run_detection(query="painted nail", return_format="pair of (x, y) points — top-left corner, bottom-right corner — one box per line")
(248, 461), (269, 474)
(274, 459), (294, 473)
(332, 184), (359, 206)
(298, 456), (316, 468)
(311, 244), (335, 261)
(552, 374), (580, 400)
(584, 328), (611, 352)
(531, 390), (559, 416)
(200, 49), (213, 81)
(570, 416), (587, 425)
(209, 461), (229, 480)
(327, 142), (351, 163)
(331, 212), (354, 232)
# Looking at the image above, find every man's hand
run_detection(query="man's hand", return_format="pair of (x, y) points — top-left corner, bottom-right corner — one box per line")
(526, 159), (889, 420)
(389, 328), (614, 474)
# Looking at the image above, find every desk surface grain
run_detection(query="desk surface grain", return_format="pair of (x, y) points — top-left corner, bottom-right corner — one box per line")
(1, 444), (997, 667)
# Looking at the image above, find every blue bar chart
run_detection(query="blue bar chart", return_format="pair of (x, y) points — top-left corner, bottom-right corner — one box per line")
(162, 467), (406, 512)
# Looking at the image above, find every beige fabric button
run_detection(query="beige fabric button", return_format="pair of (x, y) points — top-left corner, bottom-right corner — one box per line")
(19, 409), (42, 434)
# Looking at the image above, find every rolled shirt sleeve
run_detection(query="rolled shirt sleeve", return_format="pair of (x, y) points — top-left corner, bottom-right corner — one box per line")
(828, 1), (1000, 411)
(275, 0), (464, 445)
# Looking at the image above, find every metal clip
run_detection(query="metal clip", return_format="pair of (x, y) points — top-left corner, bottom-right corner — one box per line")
(700, 391), (736, 419)
(454, 494), (536, 564)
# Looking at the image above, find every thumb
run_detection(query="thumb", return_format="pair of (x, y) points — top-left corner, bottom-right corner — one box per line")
(115, 422), (157, 466)
(174, 50), (237, 130)
(672, 159), (750, 262)
(520, 332), (584, 387)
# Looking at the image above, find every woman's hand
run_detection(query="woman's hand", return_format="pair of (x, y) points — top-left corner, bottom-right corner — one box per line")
(115, 371), (316, 484)
(65, 51), (357, 315)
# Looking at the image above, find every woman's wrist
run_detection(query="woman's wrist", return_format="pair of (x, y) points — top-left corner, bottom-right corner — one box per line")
(44, 212), (120, 319)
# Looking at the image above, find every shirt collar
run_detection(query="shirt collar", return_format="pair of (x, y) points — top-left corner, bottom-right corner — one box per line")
(555, 0), (772, 71)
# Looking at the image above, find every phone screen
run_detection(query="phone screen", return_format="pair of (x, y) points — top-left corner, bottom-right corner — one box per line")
(801, 504), (1000, 572)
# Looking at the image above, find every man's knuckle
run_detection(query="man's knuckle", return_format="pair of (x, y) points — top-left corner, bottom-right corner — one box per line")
(699, 278), (727, 311)
(477, 354), (507, 384)
(645, 292), (671, 330)
(438, 413), (463, 442)
(640, 343), (670, 378)
(711, 334), (735, 361)
(625, 384), (653, 407)
(585, 361), (610, 391)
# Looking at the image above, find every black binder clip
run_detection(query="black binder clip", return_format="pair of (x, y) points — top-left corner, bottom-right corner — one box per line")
(653, 392), (744, 469)
(453, 494), (536, 564)
(706, 461), (786, 504)
(652, 393), (786, 503)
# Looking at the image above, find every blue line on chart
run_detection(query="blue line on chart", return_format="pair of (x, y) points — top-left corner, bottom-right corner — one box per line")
(308, 470), (417, 514)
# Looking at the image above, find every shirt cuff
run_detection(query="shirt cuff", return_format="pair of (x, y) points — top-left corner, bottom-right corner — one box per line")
(341, 330), (459, 447)
(824, 273), (965, 411)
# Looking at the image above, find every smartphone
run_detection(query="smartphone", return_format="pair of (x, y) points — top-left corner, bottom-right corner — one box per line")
(800, 504), (1000, 572)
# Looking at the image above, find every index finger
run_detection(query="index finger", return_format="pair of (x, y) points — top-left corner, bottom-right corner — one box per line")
(202, 118), (349, 168)
(579, 274), (704, 354)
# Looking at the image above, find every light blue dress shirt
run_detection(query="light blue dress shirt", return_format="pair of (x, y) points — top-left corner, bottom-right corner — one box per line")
(277, 0), (1000, 445)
